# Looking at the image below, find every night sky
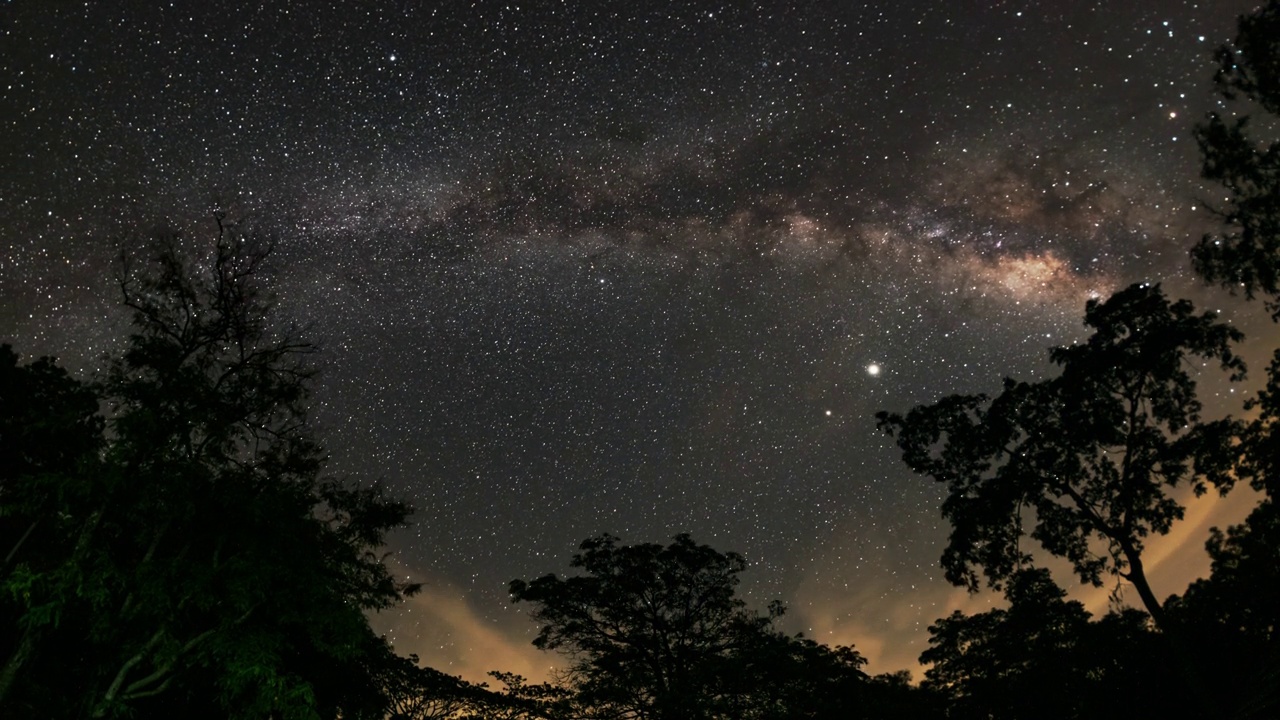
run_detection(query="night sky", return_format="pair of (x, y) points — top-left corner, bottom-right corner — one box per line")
(2, 0), (1270, 681)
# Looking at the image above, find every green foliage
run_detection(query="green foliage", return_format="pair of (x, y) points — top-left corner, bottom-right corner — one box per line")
(0, 218), (417, 718)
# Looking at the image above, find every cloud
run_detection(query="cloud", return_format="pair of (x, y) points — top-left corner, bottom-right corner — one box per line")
(368, 567), (559, 686)
(789, 482), (1262, 682)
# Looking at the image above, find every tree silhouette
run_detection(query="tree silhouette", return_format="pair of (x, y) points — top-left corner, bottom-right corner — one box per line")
(511, 534), (784, 720)
(878, 283), (1247, 719)
(921, 568), (1184, 720)
(1167, 499), (1280, 718)
(0, 217), (419, 718)
(511, 534), (938, 720)
(0, 345), (105, 702)
(1193, 0), (1280, 316)
(1184, 5), (1280, 715)
(877, 283), (1242, 629)
(922, 569), (1089, 719)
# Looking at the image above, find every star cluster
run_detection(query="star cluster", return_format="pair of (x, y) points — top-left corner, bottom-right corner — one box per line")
(1, 0), (1263, 679)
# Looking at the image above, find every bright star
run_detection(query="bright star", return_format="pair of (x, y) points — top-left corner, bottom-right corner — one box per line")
(867, 363), (881, 376)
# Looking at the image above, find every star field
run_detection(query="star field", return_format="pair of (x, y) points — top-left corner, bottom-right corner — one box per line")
(1, 0), (1266, 679)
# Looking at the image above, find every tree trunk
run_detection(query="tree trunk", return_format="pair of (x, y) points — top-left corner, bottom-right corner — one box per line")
(2, 518), (39, 571)
(1119, 550), (1167, 630)
(93, 628), (166, 718)
(0, 625), (37, 707)
(1122, 545), (1224, 720)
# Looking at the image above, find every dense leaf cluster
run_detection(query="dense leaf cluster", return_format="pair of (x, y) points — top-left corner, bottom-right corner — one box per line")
(921, 569), (1183, 720)
(1, 223), (418, 718)
(511, 534), (940, 720)
(1193, 1), (1280, 315)
(877, 283), (1242, 626)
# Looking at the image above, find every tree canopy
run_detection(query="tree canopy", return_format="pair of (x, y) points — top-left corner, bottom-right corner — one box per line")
(510, 534), (938, 720)
(920, 568), (1185, 720)
(1193, 0), (1280, 315)
(0, 219), (419, 718)
(877, 283), (1242, 628)
(510, 533), (788, 720)
(1179, 5), (1280, 713)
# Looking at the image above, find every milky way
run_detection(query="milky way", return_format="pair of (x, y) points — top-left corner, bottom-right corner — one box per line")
(2, 1), (1267, 679)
